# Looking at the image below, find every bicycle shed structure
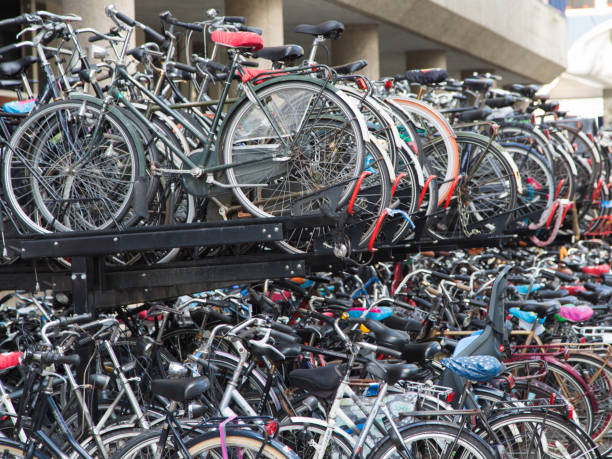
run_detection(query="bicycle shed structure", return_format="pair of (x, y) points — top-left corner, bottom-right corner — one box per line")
(0, 215), (524, 317)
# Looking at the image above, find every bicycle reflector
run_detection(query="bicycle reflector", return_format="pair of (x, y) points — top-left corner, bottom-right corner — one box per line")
(357, 77), (367, 91)
(265, 420), (278, 436)
(446, 392), (455, 403)
(385, 79), (393, 90)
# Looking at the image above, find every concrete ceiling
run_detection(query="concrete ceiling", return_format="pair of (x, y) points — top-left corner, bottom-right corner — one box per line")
(135, 0), (538, 85)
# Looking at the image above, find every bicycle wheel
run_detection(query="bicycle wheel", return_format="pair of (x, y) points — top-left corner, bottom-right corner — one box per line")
(389, 146), (424, 242)
(277, 419), (354, 458)
(502, 143), (554, 223)
(506, 359), (595, 435)
(567, 351), (612, 442)
(0, 438), (47, 458)
(221, 79), (366, 253)
(481, 410), (600, 458)
(3, 99), (139, 233)
(384, 97), (459, 206)
(369, 421), (494, 458)
(428, 131), (518, 239)
(110, 429), (297, 458)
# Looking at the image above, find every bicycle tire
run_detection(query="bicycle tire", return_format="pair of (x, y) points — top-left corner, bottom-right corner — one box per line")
(221, 79), (366, 234)
(110, 428), (298, 458)
(369, 421), (495, 458)
(428, 131), (518, 239)
(480, 409), (600, 458)
(3, 99), (140, 233)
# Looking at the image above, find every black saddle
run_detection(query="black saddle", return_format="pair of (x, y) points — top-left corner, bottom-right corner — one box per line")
(254, 45), (304, 63)
(250, 342), (286, 363)
(365, 319), (440, 362)
(0, 56), (38, 77)
(365, 319), (409, 348)
(295, 20), (344, 39)
(366, 362), (420, 385)
(485, 95), (515, 108)
(382, 315), (422, 333)
(277, 343), (301, 360)
(507, 300), (561, 317)
(151, 376), (209, 402)
(402, 341), (441, 363)
(333, 59), (367, 75)
(402, 68), (447, 85)
(0, 79), (24, 90)
(458, 107), (492, 122)
(288, 363), (345, 398)
(462, 77), (493, 92)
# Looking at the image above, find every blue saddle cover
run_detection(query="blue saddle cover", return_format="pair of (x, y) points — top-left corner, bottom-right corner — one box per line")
(508, 307), (545, 324)
(452, 330), (483, 357)
(442, 355), (505, 382)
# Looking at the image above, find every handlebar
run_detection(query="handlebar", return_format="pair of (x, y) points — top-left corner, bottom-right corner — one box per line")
(159, 11), (204, 32)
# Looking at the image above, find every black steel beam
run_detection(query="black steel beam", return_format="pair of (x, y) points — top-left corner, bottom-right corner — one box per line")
(16, 222), (284, 258)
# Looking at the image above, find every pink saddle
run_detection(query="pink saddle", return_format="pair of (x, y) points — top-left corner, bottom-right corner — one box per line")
(558, 305), (593, 323)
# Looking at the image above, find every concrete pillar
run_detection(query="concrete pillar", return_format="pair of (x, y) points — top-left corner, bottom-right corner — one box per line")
(62, 0), (135, 36)
(225, 0), (284, 47)
(603, 88), (612, 128)
(332, 24), (379, 81)
(405, 50), (446, 71)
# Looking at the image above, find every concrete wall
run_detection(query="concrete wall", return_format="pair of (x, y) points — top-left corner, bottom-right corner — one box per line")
(326, 0), (567, 83)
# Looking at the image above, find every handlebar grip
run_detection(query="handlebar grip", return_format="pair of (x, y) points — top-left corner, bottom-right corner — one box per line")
(88, 34), (106, 43)
(39, 352), (81, 367)
(430, 271), (452, 281)
(375, 345), (403, 358)
(269, 321), (294, 335)
(178, 21), (203, 32)
(307, 311), (335, 324)
(143, 25), (166, 44)
(540, 269), (556, 281)
(58, 313), (94, 328)
(0, 43), (18, 57)
(172, 62), (197, 74)
(0, 15), (28, 28)
(204, 60), (230, 73)
(115, 10), (136, 27)
(237, 25), (262, 35)
(223, 16), (246, 24)
(554, 270), (575, 282)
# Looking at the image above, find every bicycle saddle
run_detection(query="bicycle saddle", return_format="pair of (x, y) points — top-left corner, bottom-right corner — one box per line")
(462, 77), (493, 92)
(0, 79), (25, 90)
(458, 107), (492, 122)
(150, 376), (209, 402)
(0, 56), (38, 77)
(535, 289), (569, 299)
(254, 45), (303, 63)
(288, 364), (345, 398)
(365, 318), (409, 348)
(557, 305), (593, 323)
(402, 68), (448, 85)
(402, 342), (441, 363)
(366, 362), (420, 385)
(382, 315), (422, 333)
(485, 95), (514, 108)
(507, 301), (561, 318)
(442, 355), (505, 382)
(294, 20), (344, 39)
(333, 59), (367, 75)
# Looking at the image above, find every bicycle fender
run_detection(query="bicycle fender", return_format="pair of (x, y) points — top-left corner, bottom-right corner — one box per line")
(286, 416), (355, 446)
(68, 93), (146, 177)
